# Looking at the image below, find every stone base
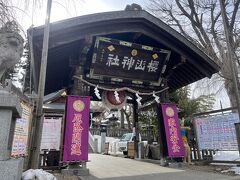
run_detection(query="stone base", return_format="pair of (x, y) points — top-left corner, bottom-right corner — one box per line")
(0, 158), (24, 180)
(61, 167), (89, 176)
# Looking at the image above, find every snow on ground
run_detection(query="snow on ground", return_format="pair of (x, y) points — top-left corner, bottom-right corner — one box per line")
(222, 166), (240, 175)
(212, 151), (240, 175)
(213, 151), (240, 161)
(22, 169), (57, 180)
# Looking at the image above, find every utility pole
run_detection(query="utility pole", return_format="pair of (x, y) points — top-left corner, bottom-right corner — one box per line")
(29, 0), (52, 168)
(219, 0), (240, 120)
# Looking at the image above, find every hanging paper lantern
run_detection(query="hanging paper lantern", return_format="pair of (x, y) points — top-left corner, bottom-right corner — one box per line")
(102, 90), (126, 109)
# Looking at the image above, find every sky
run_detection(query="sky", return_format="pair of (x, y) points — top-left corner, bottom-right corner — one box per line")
(14, 0), (147, 35)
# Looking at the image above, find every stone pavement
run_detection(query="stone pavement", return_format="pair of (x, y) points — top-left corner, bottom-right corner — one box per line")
(80, 154), (239, 180)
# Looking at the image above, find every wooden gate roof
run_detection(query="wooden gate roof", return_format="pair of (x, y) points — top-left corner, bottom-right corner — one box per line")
(28, 10), (219, 95)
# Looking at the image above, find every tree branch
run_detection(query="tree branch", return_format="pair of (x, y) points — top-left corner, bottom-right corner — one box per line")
(210, 3), (224, 58)
(175, 0), (197, 26)
(230, 0), (240, 33)
(175, 0), (218, 61)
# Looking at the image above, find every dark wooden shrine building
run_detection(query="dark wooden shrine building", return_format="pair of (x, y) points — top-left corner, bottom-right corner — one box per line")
(28, 6), (220, 163)
(29, 9), (219, 98)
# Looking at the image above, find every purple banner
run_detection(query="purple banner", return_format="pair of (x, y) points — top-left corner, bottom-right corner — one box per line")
(63, 96), (90, 162)
(161, 103), (185, 157)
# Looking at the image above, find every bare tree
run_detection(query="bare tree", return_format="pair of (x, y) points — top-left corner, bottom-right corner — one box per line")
(0, 0), (16, 28)
(148, 0), (240, 107)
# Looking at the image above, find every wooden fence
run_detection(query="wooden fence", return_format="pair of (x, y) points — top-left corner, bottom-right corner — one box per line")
(90, 128), (131, 137)
(89, 128), (153, 140)
(189, 139), (216, 161)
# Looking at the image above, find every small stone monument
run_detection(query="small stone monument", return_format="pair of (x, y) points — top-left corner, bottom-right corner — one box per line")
(0, 22), (24, 180)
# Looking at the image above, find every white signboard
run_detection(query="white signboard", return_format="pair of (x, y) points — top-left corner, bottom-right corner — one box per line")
(12, 103), (32, 156)
(195, 113), (239, 150)
(40, 117), (62, 150)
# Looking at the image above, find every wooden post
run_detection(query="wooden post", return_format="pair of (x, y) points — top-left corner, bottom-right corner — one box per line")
(29, 0), (52, 169)
(193, 119), (201, 160)
(120, 109), (125, 129)
(155, 103), (165, 163)
(59, 113), (66, 167)
(132, 98), (139, 158)
(157, 82), (169, 165)
(147, 114), (151, 144)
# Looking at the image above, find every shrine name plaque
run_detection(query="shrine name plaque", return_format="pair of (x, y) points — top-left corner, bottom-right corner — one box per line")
(90, 37), (171, 87)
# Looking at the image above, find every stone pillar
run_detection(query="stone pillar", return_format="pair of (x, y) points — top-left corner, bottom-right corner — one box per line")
(0, 90), (23, 180)
(101, 132), (106, 153)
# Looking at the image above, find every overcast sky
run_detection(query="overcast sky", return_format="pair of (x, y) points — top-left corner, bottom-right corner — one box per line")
(15, 0), (147, 35)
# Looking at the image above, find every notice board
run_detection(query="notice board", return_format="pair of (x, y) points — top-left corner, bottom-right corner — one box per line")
(11, 102), (32, 156)
(40, 117), (62, 150)
(195, 113), (239, 150)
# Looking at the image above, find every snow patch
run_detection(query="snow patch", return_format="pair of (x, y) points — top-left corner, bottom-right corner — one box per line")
(213, 151), (240, 161)
(221, 166), (240, 175)
(22, 169), (57, 180)
(211, 151), (240, 175)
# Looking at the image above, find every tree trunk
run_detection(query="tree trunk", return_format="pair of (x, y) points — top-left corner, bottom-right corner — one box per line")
(224, 79), (239, 108)
(221, 54), (240, 109)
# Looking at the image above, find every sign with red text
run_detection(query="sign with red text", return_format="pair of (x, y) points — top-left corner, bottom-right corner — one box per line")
(161, 103), (185, 157)
(63, 96), (90, 161)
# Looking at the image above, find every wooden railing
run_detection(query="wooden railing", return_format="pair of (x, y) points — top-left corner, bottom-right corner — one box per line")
(107, 129), (131, 137)
(89, 128), (101, 136)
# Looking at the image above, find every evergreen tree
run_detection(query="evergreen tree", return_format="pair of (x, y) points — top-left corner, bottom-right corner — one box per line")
(170, 86), (215, 119)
